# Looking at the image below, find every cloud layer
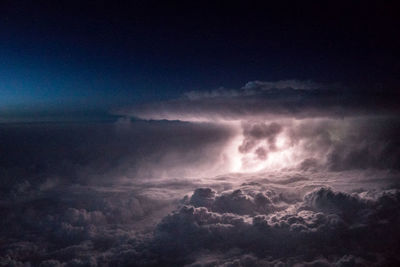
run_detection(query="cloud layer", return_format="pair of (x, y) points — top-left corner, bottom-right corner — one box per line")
(1, 80), (400, 266)
(117, 80), (399, 122)
(3, 175), (399, 266)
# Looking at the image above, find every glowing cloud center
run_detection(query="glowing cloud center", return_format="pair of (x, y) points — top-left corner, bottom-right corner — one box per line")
(224, 121), (300, 173)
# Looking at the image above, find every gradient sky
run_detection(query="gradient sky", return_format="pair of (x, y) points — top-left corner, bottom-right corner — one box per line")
(0, 1), (399, 121)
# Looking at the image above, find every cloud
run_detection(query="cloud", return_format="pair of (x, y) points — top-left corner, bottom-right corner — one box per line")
(0, 121), (236, 191)
(239, 122), (282, 155)
(2, 165), (400, 265)
(143, 185), (400, 265)
(183, 80), (324, 101)
(116, 80), (399, 121)
(188, 187), (279, 215)
(109, 80), (400, 174)
(222, 117), (400, 173)
(1, 87), (400, 266)
(242, 79), (326, 91)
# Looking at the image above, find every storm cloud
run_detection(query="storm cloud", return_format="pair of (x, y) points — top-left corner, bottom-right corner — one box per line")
(1, 81), (400, 266)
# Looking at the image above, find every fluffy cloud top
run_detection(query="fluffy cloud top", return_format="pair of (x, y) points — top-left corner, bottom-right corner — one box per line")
(2, 167), (400, 265)
(149, 185), (400, 266)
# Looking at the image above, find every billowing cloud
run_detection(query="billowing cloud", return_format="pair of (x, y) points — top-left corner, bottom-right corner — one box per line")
(138, 185), (400, 265)
(2, 158), (400, 266)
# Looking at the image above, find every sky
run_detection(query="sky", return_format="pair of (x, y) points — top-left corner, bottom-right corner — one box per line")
(1, 1), (400, 266)
(0, 1), (399, 121)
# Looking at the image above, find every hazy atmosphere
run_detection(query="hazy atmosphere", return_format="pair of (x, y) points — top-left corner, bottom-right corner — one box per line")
(1, 1), (399, 266)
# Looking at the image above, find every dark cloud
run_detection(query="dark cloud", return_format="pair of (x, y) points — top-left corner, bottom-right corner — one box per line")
(295, 118), (400, 171)
(0, 120), (234, 189)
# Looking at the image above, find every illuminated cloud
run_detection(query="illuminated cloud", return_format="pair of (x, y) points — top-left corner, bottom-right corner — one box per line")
(116, 80), (399, 122)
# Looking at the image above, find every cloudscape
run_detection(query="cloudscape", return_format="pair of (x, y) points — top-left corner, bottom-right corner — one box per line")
(1, 1), (400, 266)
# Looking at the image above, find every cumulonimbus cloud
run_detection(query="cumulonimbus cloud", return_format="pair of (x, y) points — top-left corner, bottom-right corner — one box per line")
(2, 81), (400, 266)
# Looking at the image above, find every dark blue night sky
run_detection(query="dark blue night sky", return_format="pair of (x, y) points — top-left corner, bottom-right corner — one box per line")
(1, 1), (399, 121)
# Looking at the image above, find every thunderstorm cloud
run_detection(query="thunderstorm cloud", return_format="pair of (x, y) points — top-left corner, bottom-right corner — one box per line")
(1, 81), (400, 266)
